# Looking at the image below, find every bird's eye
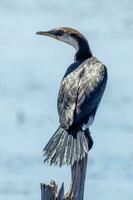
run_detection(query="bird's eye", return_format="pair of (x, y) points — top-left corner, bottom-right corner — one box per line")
(70, 33), (75, 36)
(70, 33), (77, 38)
(51, 30), (63, 37)
(55, 31), (63, 36)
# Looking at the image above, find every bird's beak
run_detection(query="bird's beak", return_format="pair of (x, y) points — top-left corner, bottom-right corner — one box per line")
(36, 31), (58, 40)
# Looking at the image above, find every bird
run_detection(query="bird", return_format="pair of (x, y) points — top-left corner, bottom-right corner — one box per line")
(36, 27), (108, 167)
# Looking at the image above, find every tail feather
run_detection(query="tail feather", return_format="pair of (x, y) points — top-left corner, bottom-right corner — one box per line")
(64, 134), (69, 164)
(43, 128), (63, 163)
(59, 131), (68, 166)
(76, 133), (81, 161)
(70, 137), (76, 164)
(66, 134), (72, 165)
(44, 127), (60, 152)
(75, 133), (80, 161)
(82, 132), (88, 153)
(50, 131), (65, 162)
(43, 126), (89, 166)
(51, 130), (66, 166)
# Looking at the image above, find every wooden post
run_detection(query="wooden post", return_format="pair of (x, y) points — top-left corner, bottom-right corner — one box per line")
(70, 154), (88, 200)
(41, 154), (88, 200)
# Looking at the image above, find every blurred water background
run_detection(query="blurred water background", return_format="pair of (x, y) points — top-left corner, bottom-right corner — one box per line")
(0, 0), (133, 199)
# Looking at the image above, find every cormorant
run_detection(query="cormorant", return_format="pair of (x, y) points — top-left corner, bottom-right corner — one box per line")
(36, 27), (108, 167)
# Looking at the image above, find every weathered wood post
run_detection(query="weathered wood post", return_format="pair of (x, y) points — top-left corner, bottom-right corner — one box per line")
(41, 153), (88, 200)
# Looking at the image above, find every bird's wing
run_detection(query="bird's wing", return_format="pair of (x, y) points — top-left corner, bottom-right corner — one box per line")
(75, 59), (107, 124)
(57, 65), (83, 128)
(58, 57), (107, 129)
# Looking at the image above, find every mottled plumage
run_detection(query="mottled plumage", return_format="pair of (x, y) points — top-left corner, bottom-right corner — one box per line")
(58, 56), (107, 129)
(36, 27), (108, 166)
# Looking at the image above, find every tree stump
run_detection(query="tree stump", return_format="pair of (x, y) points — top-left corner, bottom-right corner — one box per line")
(41, 154), (88, 200)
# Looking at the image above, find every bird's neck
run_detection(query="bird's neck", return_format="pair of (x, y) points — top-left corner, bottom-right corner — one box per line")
(74, 38), (92, 61)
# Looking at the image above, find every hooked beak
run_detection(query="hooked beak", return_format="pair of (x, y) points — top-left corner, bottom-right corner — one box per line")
(36, 31), (59, 40)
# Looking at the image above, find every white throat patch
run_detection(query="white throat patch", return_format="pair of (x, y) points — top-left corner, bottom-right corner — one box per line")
(59, 35), (79, 51)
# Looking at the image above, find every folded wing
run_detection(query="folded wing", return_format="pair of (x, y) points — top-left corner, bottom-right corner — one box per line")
(57, 57), (107, 129)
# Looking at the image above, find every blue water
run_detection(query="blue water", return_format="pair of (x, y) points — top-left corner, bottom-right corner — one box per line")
(0, 0), (133, 199)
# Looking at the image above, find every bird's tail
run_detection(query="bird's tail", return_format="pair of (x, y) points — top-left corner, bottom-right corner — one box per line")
(43, 126), (93, 167)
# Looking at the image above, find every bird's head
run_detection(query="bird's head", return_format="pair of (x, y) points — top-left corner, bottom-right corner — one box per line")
(36, 27), (92, 60)
(36, 27), (88, 51)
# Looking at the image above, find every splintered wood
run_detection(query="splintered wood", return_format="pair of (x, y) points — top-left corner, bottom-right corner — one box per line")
(41, 154), (88, 200)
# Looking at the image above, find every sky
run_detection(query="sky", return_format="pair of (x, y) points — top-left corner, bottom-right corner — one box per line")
(0, 0), (133, 199)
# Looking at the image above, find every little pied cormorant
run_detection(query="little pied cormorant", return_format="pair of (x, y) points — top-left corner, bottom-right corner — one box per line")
(36, 27), (108, 167)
